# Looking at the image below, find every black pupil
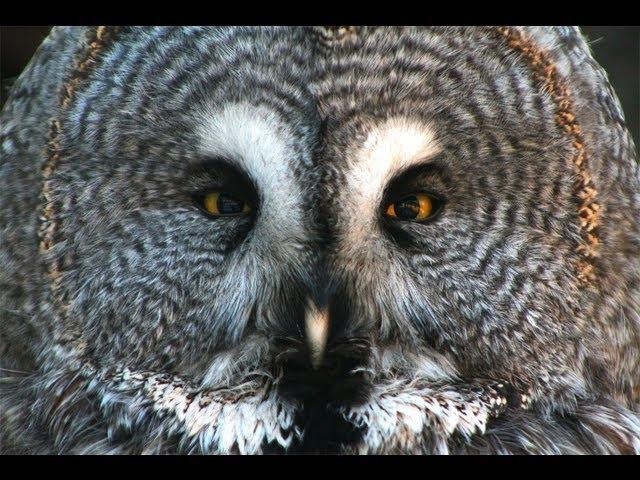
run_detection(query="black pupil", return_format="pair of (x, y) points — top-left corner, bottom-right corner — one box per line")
(217, 193), (245, 214)
(394, 196), (420, 219)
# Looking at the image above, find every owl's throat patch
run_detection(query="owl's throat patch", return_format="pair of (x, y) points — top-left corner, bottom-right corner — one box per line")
(274, 336), (373, 452)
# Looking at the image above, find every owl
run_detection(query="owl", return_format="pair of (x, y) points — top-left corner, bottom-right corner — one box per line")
(1, 26), (639, 455)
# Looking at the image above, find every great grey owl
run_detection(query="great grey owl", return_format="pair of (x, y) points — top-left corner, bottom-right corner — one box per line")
(1, 26), (639, 454)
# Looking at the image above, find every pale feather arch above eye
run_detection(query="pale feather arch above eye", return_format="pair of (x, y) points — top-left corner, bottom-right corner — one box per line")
(195, 102), (309, 244)
(336, 117), (442, 244)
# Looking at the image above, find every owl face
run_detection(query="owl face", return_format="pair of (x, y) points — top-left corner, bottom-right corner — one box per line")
(2, 26), (639, 455)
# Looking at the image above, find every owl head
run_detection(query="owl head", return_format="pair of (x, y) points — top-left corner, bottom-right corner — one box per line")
(1, 26), (638, 454)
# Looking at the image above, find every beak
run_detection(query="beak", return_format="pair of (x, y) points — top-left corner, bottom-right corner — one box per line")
(305, 298), (330, 369)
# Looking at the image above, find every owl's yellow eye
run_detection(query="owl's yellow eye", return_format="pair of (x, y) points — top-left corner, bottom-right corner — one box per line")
(202, 191), (251, 216)
(385, 193), (435, 221)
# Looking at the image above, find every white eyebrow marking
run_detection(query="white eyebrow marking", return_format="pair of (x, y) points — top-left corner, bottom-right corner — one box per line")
(196, 102), (307, 244)
(341, 117), (441, 245)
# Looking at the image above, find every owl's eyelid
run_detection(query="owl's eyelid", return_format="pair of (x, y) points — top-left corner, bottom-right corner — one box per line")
(192, 185), (253, 202)
(389, 189), (443, 201)
(188, 157), (260, 201)
(382, 157), (449, 199)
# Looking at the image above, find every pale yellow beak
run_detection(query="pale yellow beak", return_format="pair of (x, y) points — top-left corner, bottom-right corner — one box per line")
(305, 299), (330, 370)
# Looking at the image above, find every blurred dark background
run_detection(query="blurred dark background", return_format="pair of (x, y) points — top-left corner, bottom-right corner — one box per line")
(1, 26), (638, 147)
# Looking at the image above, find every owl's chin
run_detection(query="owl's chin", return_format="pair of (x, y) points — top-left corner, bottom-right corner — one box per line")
(5, 343), (639, 454)
(4, 332), (631, 454)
